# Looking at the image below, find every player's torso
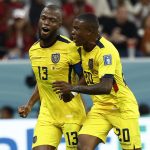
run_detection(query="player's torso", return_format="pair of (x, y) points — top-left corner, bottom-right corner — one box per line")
(30, 43), (70, 84)
(81, 47), (100, 85)
(29, 37), (86, 123)
(81, 37), (139, 116)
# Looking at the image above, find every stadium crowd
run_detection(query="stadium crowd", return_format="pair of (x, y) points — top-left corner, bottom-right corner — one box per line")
(0, 0), (149, 119)
(0, 0), (150, 60)
(0, 0), (150, 117)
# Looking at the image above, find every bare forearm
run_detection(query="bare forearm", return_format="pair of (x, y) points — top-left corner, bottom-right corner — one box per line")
(26, 85), (40, 109)
(71, 78), (113, 95)
(52, 78), (113, 95)
(71, 84), (108, 95)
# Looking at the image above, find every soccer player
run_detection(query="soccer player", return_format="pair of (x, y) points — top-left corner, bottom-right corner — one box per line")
(18, 5), (86, 150)
(52, 13), (141, 150)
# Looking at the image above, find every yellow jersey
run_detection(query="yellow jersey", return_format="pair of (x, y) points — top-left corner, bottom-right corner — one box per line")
(81, 37), (139, 118)
(29, 35), (86, 124)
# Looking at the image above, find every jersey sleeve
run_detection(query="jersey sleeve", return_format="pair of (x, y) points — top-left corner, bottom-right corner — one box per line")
(98, 46), (117, 78)
(68, 43), (81, 65)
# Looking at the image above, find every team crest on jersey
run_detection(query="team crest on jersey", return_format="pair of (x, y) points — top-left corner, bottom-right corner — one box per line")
(88, 58), (93, 70)
(51, 53), (60, 63)
(103, 55), (112, 65)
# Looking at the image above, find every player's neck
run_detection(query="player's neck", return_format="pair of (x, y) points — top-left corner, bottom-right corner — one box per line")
(40, 34), (58, 48)
(83, 41), (96, 52)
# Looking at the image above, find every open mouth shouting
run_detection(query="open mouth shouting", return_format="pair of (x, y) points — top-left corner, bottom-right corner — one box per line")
(41, 27), (50, 35)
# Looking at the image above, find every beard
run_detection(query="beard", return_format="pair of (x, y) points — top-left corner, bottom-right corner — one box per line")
(38, 29), (57, 43)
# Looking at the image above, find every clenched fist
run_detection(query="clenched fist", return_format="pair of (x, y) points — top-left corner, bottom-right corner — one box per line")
(18, 105), (31, 118)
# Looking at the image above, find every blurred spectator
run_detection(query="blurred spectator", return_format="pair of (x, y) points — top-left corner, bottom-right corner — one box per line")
(62, 0), (95, 37)
(0, 106), (14, 119)
(60, 0), (67, 5)
(28, 0), (45, 33)
(99, 4), (139, 57)
(125, 0), (139, 6)
(139, 103), (150, 116)
(25, 72), (36, 88)
(8, 0), (25, 9)
(45, 0), (62, 6)
(125, 0), (150, 28)
(0, 0), (9, 59)
(4, 9), (35, 59)
(87, 0), (117, 17)
(140, 14), (150, 56)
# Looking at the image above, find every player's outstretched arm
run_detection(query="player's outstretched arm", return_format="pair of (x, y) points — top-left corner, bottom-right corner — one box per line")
(18, 84), (40, 118)
(53, 76), (113, 95)
(70, 77), (113, 95)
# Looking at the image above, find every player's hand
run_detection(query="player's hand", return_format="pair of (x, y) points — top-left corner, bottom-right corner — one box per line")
(18, 105), (31, 118)
(60, 93), (74, 103)
(52, 81), (73, 94)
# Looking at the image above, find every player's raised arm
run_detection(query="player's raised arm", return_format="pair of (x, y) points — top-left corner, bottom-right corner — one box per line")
(18, 84), (40, 118)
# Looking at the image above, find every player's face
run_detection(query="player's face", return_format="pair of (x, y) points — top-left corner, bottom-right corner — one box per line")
(38, 7), (62, 41)
(72, 18), (89, 46)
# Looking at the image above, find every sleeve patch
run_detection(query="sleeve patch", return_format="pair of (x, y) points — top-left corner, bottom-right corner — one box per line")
(103, 55), (112, 65)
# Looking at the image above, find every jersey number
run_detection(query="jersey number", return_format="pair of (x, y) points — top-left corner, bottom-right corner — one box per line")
(84, 71), (94, 84)
(38, 66), (48, 80)
(115, 128), (130, 142)
(66, 132), (78, 145)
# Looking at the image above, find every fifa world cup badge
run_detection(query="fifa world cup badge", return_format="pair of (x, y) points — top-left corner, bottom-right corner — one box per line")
(51, 53), (60, 63)
(88, 58), (93, 70)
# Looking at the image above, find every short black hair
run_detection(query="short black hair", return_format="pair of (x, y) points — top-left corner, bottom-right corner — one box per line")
(45, 4), (62, 13)
(41, 4), (62, 22)
(76, 13), (99, 30)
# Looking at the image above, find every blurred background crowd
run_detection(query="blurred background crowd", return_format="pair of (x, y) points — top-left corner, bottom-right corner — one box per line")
(0, 0), (150, 118)
(1, 0), (150, 60)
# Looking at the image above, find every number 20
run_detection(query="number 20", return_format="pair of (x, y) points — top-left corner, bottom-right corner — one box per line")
(115, 128), (130, 142)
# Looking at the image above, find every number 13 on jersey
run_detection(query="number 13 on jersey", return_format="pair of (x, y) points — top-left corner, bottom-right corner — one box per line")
(38, 66), (48, 80)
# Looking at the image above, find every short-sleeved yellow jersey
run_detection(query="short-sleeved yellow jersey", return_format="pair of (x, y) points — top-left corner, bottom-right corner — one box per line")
(29, 35), (86, 124)
(81, 37), (139, 118)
